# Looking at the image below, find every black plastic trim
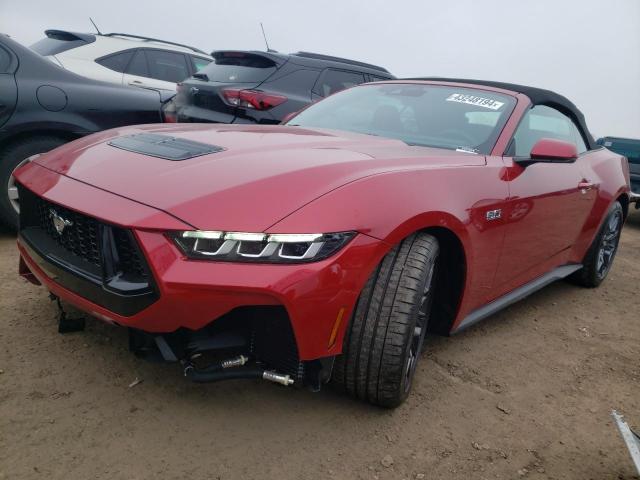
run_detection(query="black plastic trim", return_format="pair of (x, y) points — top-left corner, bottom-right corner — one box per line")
(103, 33), (207, 55)
(108, 133), (224, 160)
(291, 51), (390, 73)
(44, 30), (96, 44)
(20, 232), (158, 317)
(452, 264), (583, 333)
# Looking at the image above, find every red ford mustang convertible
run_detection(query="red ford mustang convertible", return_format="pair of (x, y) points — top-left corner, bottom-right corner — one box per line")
(15, 79), (631, 406)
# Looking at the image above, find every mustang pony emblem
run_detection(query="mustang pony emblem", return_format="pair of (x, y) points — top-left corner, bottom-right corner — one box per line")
(49, 209), (73, 235)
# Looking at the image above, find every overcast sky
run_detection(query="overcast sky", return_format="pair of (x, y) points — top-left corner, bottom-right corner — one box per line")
(1, 0), (638, 138)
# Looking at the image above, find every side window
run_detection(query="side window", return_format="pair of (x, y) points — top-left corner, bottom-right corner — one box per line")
(369, 75), (390, 82)
(511, 105), (588, 156)
(96, 51), (134, 73)
(126, 50), (149, 77)
(570, 121), (587, 153)
(146, 50), (190, 83)
(314, 69), (366, 97)
(191, 56), (212, 73)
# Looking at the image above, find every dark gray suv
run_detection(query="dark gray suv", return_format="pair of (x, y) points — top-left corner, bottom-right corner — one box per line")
(167, 50), (394, 124)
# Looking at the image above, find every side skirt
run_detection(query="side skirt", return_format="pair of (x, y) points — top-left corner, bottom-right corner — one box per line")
(452, 264), (583, 334)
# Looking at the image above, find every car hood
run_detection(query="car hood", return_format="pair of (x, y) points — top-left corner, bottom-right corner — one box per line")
(34, 124), (485, 231)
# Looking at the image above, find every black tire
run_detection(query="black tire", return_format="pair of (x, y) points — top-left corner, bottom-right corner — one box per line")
(0, 136), (67, 230)
(570, 201), (623, 288)
(331, 232), (439, 408)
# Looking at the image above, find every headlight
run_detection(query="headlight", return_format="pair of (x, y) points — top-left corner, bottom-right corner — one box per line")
(169, 230), (356, 263)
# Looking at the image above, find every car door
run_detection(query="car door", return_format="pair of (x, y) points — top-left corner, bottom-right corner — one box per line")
(95, 50), (135, 87)
(123, 49), (190, 91)
(0, 45), (17, 128)
(492, 105), (597, 293)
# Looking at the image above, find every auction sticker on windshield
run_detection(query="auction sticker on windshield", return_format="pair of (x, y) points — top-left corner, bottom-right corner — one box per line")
(446, 93), (505, 110)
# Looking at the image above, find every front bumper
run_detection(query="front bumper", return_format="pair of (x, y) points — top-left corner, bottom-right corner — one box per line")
(16, 165), (386, 361)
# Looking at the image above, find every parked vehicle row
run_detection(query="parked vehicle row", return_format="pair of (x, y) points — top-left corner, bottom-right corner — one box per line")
(0, 33), (174, 229)
(31, 29), (212, 92)
(1, 32), (396, 230)
(13, 76), (632, 406)
(167, 50), (395, 124)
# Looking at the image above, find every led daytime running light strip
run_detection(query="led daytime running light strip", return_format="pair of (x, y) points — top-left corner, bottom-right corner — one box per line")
(181, 231), (323, 243)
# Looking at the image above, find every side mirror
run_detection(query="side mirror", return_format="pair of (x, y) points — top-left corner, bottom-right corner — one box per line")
(519, 138), (578, 165)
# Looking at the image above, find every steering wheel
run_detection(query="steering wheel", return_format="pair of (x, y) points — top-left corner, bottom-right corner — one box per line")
(437, 129), (477, 147)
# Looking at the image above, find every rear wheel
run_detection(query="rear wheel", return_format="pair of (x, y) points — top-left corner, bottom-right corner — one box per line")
(571, 201), (623, 288)
(331, 232), (439, 407)
(0, 136), (67, 230)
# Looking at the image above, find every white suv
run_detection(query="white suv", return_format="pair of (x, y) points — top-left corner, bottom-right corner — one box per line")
(31, 30), (212, 91)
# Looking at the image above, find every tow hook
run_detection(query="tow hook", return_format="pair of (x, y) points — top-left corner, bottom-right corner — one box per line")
(262, 370), (294, 386)
(182, 355), (294, 386)
(222, 355), (249, 369)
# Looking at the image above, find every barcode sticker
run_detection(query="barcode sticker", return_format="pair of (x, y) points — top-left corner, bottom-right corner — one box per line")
(446, 93), (505, 110)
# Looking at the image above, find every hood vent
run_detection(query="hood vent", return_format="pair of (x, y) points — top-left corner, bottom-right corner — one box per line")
(108, 133), (224, 161)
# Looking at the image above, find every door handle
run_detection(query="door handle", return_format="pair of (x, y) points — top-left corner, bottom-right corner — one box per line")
(129, 80), (143, 85)
(578, 181), (595, 193)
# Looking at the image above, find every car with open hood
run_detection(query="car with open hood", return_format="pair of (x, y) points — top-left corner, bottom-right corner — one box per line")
(14, 78), (631, 407)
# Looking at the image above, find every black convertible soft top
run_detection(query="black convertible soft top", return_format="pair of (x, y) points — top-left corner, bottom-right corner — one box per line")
(408, 77), (597, 149)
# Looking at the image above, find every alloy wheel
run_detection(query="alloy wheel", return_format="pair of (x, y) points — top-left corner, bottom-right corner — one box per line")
(404, 262), (436, 392)
(596, 210), (622, 279)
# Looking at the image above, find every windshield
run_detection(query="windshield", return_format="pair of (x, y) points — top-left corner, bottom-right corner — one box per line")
(288, 83), (517, 154)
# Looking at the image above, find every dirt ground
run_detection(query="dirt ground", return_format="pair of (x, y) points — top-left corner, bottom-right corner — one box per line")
(1, 211), (639, 480)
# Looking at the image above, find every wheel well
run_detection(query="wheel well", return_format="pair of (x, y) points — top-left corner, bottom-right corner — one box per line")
(0, 130), (78, 153)
(617, 193), (629, 220)
(422, 226), (466, 336)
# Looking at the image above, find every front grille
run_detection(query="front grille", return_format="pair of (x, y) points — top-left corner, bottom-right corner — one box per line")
(19, 185), (158, 316)
(33, 196), (148, 280)
(37, 199), (101, 267)
(113, 228), (148, 279)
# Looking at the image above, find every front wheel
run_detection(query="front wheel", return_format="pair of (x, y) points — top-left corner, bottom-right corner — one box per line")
(331, 232), (439, 408)
(570, 201), (624, 288)
(0, 136), (67, 230)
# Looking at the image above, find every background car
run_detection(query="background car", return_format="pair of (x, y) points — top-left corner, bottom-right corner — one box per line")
(13, 79), (631, 407)
(168, 50), (394, 124)
(597, 136), (640, 196)
(31, 30), (212, 92)
(0, 33), (172, 229)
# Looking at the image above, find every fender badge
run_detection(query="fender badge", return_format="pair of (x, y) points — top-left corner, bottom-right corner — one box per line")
(486, 209), (502, 221)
